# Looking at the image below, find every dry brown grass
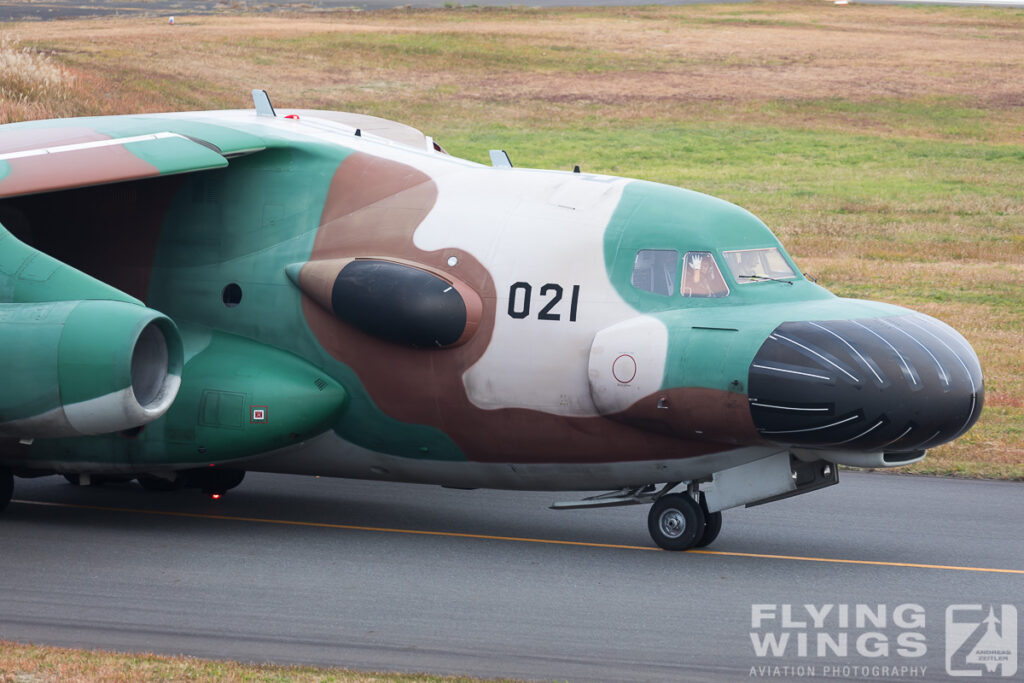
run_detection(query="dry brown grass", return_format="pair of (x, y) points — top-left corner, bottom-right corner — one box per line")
(5, 3), (1024, 136)
(0, 34), (76, 122)
(0, 641), (509, 682)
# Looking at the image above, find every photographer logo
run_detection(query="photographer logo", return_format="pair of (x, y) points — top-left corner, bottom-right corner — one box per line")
(946, 605), (1017, 677)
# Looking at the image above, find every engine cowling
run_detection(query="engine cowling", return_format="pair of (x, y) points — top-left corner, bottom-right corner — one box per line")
(0, 300), (182, 438)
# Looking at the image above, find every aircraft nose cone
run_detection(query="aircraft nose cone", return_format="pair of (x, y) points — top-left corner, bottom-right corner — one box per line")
(747, 313), (983, 453)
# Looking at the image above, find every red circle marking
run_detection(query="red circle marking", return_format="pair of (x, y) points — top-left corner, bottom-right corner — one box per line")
(612, 354), (637, 384)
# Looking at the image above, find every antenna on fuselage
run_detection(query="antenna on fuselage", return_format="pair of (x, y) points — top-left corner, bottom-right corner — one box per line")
(252, 89), (277, 117)
(489, 150), (513, 168)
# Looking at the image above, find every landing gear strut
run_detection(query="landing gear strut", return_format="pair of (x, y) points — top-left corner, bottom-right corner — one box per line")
(647, 490), (722, 551)
(0, 466), (12, 513)
(551, 483), (724, 550)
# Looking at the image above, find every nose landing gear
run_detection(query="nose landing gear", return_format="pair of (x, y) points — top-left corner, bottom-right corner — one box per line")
(647, 491), (722, 551)
(551, 482), (724, 551)
(648, 493), (703, 550)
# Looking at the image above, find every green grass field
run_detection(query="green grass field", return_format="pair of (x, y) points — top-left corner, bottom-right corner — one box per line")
(2, 1), (1023, 477)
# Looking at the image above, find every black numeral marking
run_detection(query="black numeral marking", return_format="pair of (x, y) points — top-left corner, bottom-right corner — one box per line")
(507, 282), (579, 322)
(538, 284), (563, 321)
(507, 282), (532, 319)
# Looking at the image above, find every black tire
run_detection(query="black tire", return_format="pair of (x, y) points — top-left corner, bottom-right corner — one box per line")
(648, 493), (705, 551)
(695, 494), (723, 548)
(0, 466), (12, 513)
(137, 474), (184, 492)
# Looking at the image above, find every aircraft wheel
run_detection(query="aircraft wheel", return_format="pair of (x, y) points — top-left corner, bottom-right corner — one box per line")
(137, 474), (184, 492)
(695, 494), (723, 548)
(0, 466), (12, 512)
(648, 493), (705, 551)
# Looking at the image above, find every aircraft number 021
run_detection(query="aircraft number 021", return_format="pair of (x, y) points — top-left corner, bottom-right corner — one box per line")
(507, 282), (580, 322)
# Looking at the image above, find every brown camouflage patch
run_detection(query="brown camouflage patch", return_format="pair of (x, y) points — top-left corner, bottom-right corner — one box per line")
(302, 152), (751, 463)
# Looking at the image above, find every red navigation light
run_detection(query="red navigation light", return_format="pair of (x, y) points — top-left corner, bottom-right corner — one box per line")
(284, 114), (300, 120)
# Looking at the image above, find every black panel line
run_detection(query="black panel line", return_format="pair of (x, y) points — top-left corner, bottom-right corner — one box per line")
(878, 319), (950, 388)
(807, 321), (884, 384)
(917, 429), (944, 449)
(760, 414), (860, 435)
(773, 333), (860, 383)
(903, 318), (976, 394)
(912, 314), (975, 357)
(966, 394), (978, 431)
(827, 419), (884, 446)
(877, 425), (915, 450)
(750, 363), (830, 381)
(903, 317), (980, 438)
(749, 403), (835, 413)
(851, 320), (919, 387)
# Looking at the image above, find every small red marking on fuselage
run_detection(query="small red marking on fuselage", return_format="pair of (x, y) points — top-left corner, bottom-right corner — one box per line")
(612, 354), (637, 384)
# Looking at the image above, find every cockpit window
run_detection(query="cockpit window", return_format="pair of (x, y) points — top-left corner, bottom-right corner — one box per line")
(681, 251), (729, 298)
(631, 249), (678, 296)
(722, 247), (796, 284)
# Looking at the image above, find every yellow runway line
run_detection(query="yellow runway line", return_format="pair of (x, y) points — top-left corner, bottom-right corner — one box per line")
(688, 549), (1024, 574)
(14, 499), (657, 551)
(14, 499), (1024, 575)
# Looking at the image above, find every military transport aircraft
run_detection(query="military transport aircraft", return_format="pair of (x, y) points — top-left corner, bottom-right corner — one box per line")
(0, 91), (983, 550)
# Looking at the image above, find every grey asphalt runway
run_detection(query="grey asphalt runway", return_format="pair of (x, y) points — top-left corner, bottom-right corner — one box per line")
(0, 471), (1021, 681)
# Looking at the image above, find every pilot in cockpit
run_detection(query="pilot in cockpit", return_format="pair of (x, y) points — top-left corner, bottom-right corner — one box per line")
(682, 251), (729, 298)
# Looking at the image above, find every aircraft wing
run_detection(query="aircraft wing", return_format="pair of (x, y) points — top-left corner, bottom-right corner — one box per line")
(0, 119), (266, 199)
(0, 116), (268, 439)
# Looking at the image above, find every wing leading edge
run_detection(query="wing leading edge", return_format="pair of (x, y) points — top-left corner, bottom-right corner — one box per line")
(0, 131), (230, 199)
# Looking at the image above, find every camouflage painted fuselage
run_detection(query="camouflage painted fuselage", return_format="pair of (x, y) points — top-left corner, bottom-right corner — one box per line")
(0, 106), (983, 495)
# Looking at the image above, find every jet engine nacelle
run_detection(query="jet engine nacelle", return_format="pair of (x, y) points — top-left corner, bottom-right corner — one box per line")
(0, 300), (182, 438)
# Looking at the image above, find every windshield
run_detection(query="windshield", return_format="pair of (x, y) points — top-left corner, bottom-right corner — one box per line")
(722, 248), (797, 283)
(681, 251), (729, 298)
(631, 249), (678, 296)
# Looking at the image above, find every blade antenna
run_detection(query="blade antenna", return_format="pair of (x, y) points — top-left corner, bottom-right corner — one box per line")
(489, 149), (513, 168)
(252, 89), (277, 117)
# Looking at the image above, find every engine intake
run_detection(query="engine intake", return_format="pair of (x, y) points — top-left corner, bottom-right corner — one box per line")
(0, 300), (183, 437)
